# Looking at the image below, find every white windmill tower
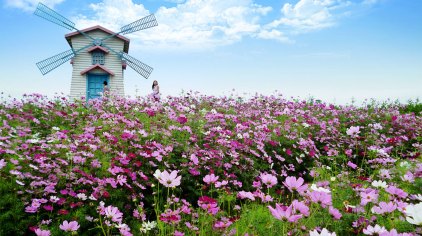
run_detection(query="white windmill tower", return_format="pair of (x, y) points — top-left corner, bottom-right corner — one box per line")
(34, 3), (157, 100)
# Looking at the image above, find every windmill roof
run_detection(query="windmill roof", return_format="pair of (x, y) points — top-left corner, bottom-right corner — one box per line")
(65, 25), (130, 53)
(80, 64), (115, 76)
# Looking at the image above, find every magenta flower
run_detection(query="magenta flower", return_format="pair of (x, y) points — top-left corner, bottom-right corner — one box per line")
(59, 220), (80, 232)
(35, 229), (51, 236)
(104, 205), (123, 223)
(203, 173), (219, 184)
(283, 176), (307, 194)
(157, 170), (182, 188)
(260, 173), (278, 188)
(198, 196), (219, 215)
(268, 204), (303, 222)
(309, 191), (332, 208)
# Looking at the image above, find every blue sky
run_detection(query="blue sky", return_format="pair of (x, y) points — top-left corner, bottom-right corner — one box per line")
(0, 0), (421, 104)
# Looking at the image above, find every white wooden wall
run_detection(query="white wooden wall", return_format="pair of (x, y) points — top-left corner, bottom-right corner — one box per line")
(69, 30), (125, 100)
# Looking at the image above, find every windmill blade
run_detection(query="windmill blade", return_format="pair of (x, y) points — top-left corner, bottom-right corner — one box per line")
(36, 49), (74, 75)
(120, 14), (158, 35)
(34, 2), (75, 31)
(36, 43), (93, 75)
(121, 52), (153, 79)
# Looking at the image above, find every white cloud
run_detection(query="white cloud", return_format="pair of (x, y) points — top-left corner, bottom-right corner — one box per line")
(73, 0), (272, 50)
(4, 0), (64, 12)
(265, 0), (353, 34)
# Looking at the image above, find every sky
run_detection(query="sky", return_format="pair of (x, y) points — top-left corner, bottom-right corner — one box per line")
(0, 0), (421, 104)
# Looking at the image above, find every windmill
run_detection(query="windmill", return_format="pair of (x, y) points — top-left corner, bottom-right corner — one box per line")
(33, 2), (158, 100)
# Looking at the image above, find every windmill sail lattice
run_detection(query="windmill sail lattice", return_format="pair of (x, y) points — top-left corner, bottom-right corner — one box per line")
(34, 3), (75, 30)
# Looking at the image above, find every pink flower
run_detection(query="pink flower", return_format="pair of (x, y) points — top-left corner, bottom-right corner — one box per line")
(329, 206), (342, 220)
(59, 220), (80, 232)
(309, 191), (332, 208)
(203, 174), (219, 184)
(237, 191), (255, 201)
(213, 217), (233, 229)
(104, 205), (123, 223)
(363, 224), (387, 235)
(0, 159), (6, 169)
(291, 200), (310, 217)
(309, 228), (336, 236)
(268, 204), (303, 222)
(385, 186), (408, 199)
(157, 170), (182, 188)
(360, 189), (379, 206)
(283, 176), (307, 194)
(174, 231), (184, 236)
(371, 202), (396, 214)
(347, 161), (357, 169)
(260, 173), (278, 188)
(346, 126), (360, 137)
(35, 229), (51, 236)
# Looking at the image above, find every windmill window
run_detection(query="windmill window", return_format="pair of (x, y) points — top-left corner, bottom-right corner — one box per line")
(92, 51), (105, 65)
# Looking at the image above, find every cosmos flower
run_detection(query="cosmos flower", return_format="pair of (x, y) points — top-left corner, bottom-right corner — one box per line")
(203, 173), (219, 184)
(363, 224), (387, 235)
(59, 220), (80, 232)
(104, 205), (123, 223)
(371, 180), (387, 188)
(268, 204), (303, 223)
(157, 170), (181, 188)
(260, 173), (278, 188)
(405, 203), (422, 225)
(309, 228), (336, 236)
(35, 229), (51, 236)
(283, 176), (307, 194)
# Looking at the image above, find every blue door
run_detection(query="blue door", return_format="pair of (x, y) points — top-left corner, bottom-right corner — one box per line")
(87, 74), (109, 100)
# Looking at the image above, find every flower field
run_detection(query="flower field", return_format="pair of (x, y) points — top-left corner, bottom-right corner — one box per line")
(0, 93), (421, 236)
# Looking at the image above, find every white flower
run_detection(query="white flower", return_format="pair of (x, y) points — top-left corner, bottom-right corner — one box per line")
(371, 180), (387, 188)
(153, 169), (162, 180)
(77, 193), (87, 201)
(50, 196), (59, 203)
(16, 180), (25, 186)
(363, 224), (387, 235)
(330, 177), (336, 181)
(309, 228), (336, 236)
(399, 161), (411, 169)
(52, 126), (60, 131)
(302, 122), (310, 128)
(405, 203), (422, 225)
(27, 139), (40, 144)
(310, 184), (331, 193)
(29, 164), (39, 170)
(141, 221), (157, 232)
